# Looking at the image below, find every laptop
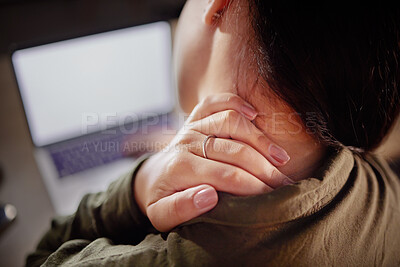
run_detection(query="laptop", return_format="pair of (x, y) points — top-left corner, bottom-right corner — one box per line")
(11, 21), (176, 215)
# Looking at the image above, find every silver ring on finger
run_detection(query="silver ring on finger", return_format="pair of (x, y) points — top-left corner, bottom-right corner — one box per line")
(202, 135), (216, 159)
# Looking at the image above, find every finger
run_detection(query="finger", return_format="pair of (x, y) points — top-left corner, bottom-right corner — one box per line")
(187, 131), (293, 188)
(147, 184), (218, 232)
(169, 153), (273, 195)
(188, 93), (258, 123)
(190, 110), (291, 166)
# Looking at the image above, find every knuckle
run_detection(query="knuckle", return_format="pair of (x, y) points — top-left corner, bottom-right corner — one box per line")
(175, 152), (190, 165)
(184, 122), (197, 133)
(217, 111), (229, 124)
(151, 185), (168, 204)
(226, 110), (243, 134)
(256, 134), (269, 146)
(236, 144), (250, 158)
(226, 95), (242, 107)
(230, 170), (243, 187)
(270, 168), (279, 181)
(227, 142), (245, 158)
(226, 109), (240, 120)
(221, 168), (242, 186)
(218, 141), (233, 155)
(235, 143), (246, 157)
(265, 167), (285, 188)
(200, 95), (213, 106)
(179, 130), (197, 145)
(220, 110), (240, 129)
(165, 153), (188, 175)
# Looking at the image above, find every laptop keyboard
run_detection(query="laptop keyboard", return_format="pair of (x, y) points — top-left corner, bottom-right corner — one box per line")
(48, 133), (125, 178)
(47, 114), (176, 178)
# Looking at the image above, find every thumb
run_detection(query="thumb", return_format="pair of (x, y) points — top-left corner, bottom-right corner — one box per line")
(147, 185), (218, 232)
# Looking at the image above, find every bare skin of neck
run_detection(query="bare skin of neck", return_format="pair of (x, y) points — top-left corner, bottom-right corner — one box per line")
(196, 26), (327, 182)
(199, 83), (327, 181)
(251, 98), (328, 181)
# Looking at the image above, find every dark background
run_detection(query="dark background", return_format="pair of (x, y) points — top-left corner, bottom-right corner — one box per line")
(0, 0), (186, 53)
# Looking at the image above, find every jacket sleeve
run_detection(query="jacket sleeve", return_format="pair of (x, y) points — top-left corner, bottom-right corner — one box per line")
(30, 234), (175, 267)
(26, 155), (157, 267)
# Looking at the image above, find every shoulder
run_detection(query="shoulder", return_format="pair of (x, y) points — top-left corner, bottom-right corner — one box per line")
(357, 152), (400, 194)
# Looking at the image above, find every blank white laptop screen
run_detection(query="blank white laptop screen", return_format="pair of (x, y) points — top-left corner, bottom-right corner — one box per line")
(12, 21), (174, 147)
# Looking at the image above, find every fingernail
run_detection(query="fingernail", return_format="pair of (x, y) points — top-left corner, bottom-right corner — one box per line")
(241, 104), (258, 120)
(282, 177), (296, 186)
(269, 144), (290, 164)
(194, 188), (218, 210)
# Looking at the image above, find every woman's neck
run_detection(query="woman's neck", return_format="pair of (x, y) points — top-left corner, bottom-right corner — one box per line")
(195, 28), (328, 182)
(249, 91), (328, 181)
(197, 71), (327, 182)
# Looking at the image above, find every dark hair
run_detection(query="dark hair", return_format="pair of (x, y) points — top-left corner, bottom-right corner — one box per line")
(250, 2), (400, 153)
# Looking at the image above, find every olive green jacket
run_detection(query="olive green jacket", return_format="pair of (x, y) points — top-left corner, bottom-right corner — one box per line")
(26, 148), (400, 266)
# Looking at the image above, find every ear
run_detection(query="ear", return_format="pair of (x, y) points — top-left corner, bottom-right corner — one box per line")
(203, 0), (230, 25)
